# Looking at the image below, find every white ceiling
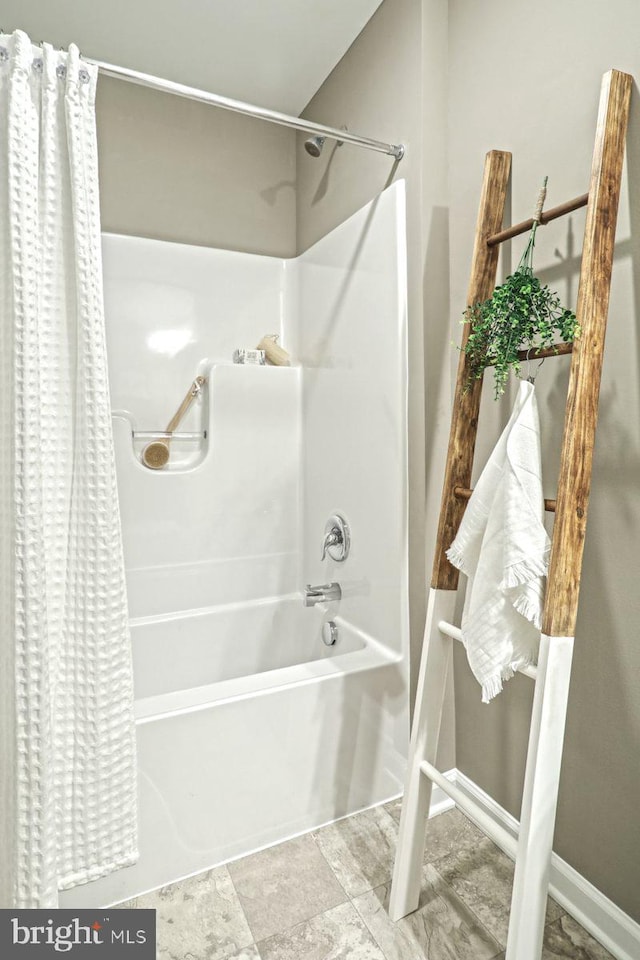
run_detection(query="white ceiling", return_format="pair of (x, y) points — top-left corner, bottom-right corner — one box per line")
(0, 0), (385, 115)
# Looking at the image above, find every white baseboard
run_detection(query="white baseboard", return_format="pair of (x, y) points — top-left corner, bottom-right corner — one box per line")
(450, 769), (640, 960)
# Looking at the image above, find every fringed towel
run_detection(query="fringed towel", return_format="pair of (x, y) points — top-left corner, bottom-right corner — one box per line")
(447, 380), (550, 702)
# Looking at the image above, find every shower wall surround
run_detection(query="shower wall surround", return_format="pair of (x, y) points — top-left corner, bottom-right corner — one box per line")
(105, 239), (300, 616)
(299, 189), (408, 650)
(61, 181), (408, 907)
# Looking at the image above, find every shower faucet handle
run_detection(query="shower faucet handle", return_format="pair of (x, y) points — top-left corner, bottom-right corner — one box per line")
(321, 514), (350, 562)
(321, 530), (340, 561)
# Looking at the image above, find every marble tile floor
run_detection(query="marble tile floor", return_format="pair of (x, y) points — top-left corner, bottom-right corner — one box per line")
(121, 803), (616, 960)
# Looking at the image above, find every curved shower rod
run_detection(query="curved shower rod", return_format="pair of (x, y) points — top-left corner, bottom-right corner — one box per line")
(85, 57), (405, 161)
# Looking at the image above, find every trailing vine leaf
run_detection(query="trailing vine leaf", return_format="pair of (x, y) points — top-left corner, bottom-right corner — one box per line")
(462, 178), (579, 399)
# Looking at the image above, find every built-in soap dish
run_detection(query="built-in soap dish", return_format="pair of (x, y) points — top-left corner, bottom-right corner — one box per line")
(112, 375), (210, 472)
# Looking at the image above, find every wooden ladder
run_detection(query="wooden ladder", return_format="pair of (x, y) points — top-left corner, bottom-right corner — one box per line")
(389, 68), (632, 960)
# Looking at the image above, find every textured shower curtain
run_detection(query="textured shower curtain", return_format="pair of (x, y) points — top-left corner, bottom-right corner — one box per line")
(0, 31), (138, 907)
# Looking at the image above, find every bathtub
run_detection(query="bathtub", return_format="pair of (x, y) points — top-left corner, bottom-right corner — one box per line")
(60, 594), (407, 908)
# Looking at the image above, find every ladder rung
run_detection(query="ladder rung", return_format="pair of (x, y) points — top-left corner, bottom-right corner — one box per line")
(486, 191), (589, 247)
(419, 760), (518, 859)
(453, 485), (556, 514)
(515, 342), (573, 362)
(438, 620), (538, 680)
(484, 342), (573, 367)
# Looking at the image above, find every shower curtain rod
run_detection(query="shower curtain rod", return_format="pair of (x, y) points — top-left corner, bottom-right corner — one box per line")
(86, 57), (405, 160)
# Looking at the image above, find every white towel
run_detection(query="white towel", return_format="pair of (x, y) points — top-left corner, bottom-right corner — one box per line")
(447, 380), (550, 702)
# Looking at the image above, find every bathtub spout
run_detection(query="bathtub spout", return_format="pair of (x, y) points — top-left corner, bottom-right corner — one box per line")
(304, 582), (341, 606)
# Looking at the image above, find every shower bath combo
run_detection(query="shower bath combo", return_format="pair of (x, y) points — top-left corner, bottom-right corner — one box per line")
(61, 180), (410, 908)
(0, 31), (409, 908)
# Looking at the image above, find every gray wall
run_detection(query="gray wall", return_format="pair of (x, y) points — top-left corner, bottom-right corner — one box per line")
(296, 0), (456, 769)
(448, 0), (640, 922)
(97, 77), (296, 256)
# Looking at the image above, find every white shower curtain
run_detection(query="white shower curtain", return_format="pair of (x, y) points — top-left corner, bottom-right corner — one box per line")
(0, 30), (138, 908)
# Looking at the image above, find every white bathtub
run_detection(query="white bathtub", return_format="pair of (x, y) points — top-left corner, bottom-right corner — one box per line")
(60, 594), (407, 907)
(131, 595), (367, 703)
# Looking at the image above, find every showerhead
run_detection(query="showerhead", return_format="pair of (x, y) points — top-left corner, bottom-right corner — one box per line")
(304, 135), (326, 158)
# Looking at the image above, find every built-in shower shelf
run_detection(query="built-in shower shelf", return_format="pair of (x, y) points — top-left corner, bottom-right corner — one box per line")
(176, 360), (299, 373)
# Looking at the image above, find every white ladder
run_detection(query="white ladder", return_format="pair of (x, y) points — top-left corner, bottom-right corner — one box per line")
(389, 69), (632, 960)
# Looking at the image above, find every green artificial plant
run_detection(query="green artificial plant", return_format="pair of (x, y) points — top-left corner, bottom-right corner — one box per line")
(462, 177), (579, 399)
